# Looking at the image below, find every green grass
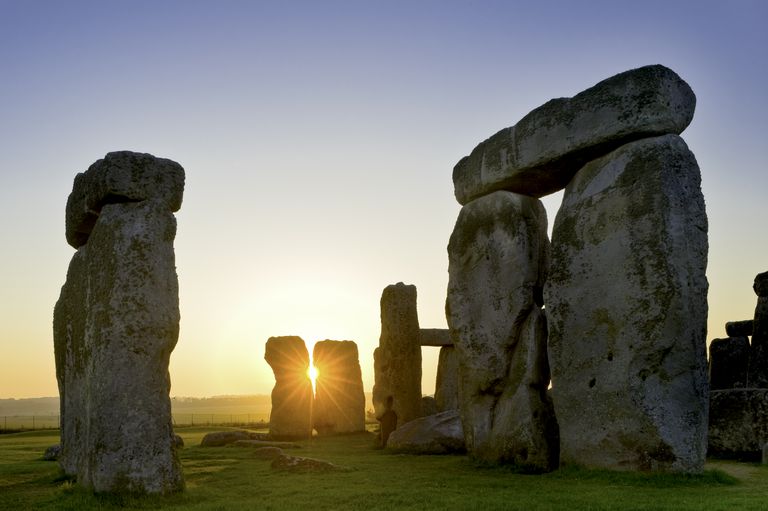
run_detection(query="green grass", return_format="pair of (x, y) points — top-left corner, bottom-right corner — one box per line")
(1, 428), (767, 510)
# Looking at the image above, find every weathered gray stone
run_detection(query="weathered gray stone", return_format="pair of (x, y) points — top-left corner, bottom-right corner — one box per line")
(271, 454), (351, 473)
(43, 444), (61, 461)
(265, 336), (313, 440)
(54, 197), (184, 493)
(386, 410), (465, 454)
(709, 389), (768, 461)
(312, 340), (365, 435)
(65, 151), (184, 248)
(173, 434), (184, 449)
(447, 191), (558, 470)
(419, 328), (452, 346)
(725, 320), (753, 337)
(453, 65), (696, 204)
(434, 346), (459, 412)
(709, 337), (750, 390)
(545, 134), (709, 472)
(372, 283), (422, 425)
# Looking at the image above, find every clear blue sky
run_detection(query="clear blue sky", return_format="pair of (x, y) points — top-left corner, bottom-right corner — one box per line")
(1, 0), (766, 397)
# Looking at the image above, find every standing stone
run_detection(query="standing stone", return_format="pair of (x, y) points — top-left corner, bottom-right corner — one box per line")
(434, 346), (459, 412)
(709, 389), (768, 460)
(54, 152), (185, 493)
(452, 65), (696, 204)
(312, 340), (365, 435)
(447, 191), (558, 470)
(749, 272), (768, 387)
(709, 337), (749, 390)
(265, 336), (313, 440)
(372, 283), (422, 425)
(545, 134), (709, 472)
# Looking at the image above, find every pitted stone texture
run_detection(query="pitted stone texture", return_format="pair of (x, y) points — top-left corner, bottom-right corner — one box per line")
(709, 338), (749, 390)
(434, 346), (459, 412)
(709, 389), (768, 461)
(447, 191), (558, 470)
(265, 336), (313, 440)
(545, 135), (709, 472)
(53, 249), (87, 477)
(54, 200), (184, 493)
(725, 320), (753, 337)
(387, 410), (465, 454)
(372, 283), (422, 425)
(453, 65), (695, 204)
(66, 151), (185, 248)
(419, 328), (452, 346)
(312, 340), (365, 435)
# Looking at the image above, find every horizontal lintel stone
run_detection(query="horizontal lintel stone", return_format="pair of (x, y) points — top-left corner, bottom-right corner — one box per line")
(452, 64), (695, 204)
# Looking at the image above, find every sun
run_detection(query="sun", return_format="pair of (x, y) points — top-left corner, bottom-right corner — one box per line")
(308, 365), (319, 394)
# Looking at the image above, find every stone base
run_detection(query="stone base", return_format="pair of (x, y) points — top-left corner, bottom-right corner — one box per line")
(709, 389), (768, 461)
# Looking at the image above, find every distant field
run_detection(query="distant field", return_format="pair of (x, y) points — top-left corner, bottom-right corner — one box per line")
(0, 394), (377, 431)
(2, 428), (768, 510)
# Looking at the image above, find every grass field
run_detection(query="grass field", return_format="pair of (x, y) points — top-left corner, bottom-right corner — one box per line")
(2, 428), (768, 510)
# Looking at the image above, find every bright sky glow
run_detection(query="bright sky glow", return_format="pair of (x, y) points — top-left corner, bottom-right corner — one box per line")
(1, 1), (766, 398)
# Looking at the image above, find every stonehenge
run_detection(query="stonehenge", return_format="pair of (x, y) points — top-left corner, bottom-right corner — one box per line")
(447, 64), (708, 472)
(708, 271), (768, 459)
(53, 151), (185, 493)
(264, 336), (314, 440)
(312, 340), (366, 435)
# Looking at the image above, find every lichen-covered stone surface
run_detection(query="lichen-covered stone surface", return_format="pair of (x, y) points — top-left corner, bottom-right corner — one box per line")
(545, 135), (709, 472)
(709, 337), (749, 390)
(386, 410), (465, 454)
(709, 389), (768, 461)
(447, 191), (558, 470)
(452, 65), (695, 204)
(65, 151), (184, 248)
(265, 336), (314, 440)
(54, 187), (184, 493)
(312, 340), (365, 434)
(434, 346), (459, 412)
(372, 283), (422, 424)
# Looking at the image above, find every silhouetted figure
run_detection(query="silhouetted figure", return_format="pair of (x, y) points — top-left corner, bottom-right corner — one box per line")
(377, 395), (398, 448)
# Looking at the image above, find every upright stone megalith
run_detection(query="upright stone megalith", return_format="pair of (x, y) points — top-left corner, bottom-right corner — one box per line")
(749, 272), (768, 387)
(312, 340), (365, 434)
(434, 346), (459, 412)
(265, 336), (314, 440)
(53, 151), (185, 493)
(372, 283), (422, 425)
(447, 191), (558, 470)
(545, 135), (709, 472)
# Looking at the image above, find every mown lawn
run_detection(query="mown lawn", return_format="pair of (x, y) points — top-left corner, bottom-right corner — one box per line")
(1, 428), (767, 510)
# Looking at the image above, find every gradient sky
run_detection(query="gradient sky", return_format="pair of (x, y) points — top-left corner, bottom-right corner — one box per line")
(1, 0), (766, 398)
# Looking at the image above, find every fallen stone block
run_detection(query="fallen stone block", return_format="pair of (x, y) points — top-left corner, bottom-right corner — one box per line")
(386, 410), (465, 455)
(270, 454), (351, 473)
